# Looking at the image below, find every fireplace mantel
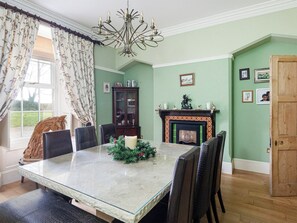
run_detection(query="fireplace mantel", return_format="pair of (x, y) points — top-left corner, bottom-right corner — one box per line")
(159, 109), (220, 144)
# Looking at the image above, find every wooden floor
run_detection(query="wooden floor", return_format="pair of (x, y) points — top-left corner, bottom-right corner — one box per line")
(1, 170), (297, 223)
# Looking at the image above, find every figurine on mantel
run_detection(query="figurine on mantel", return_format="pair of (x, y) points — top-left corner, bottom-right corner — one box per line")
(181, 94), (193, 109)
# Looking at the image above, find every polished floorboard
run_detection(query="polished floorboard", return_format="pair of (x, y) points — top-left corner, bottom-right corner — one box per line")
(1, 170), (297, 223)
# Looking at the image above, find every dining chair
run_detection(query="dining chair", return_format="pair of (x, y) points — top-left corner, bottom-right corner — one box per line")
(99, 123), (116, 144)
(193, 137), (218, 223)
(43, 129), (73, 202)
(75, 126), (98, 151)
(43, 129), (73, 159)
(0, 189), (107, 223)
(211, 131), (227, 223)
(136, 146), (200, 223)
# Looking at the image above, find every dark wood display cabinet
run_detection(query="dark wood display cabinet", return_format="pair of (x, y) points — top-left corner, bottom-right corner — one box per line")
(112, 87), (141, 138)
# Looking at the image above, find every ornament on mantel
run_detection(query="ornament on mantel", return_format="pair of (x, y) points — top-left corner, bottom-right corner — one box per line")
(181, 94), (192, 109)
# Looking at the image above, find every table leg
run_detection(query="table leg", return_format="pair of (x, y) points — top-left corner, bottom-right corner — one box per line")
(96, 210), (114, 223)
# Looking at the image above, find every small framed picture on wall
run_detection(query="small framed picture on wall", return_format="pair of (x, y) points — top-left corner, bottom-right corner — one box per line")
(103, 82), (110, 93)
(242, 90), (253, 103)
(256, 88), (270, 105)
(239, 68), (250, 80)
(254, 68), (270, 83)
(180, 73), (195, 86)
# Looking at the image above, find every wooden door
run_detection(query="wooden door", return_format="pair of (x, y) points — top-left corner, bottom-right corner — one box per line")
(270, 55), (297, 196)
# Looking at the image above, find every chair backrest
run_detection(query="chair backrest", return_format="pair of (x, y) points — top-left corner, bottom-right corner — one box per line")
(193, 137), (218, 220)
(212, 131), (227, 194)
(43, 130), (73, 159)
(99, 124), (116, 144)
(75, 126), (98, 151)
(167, 146), (200, 223)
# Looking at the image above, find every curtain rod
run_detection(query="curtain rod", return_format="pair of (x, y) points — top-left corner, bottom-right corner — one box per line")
(0, 2), (103, 45)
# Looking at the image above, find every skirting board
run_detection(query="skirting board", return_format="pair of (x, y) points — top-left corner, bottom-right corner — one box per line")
(1, 165), (21, 186)
(233, 158), (269, 174)
(222, 161), (233, 175)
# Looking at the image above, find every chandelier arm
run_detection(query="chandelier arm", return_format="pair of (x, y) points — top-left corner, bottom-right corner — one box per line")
(128, 22), (148, 44)
(100, 22), (126, 43)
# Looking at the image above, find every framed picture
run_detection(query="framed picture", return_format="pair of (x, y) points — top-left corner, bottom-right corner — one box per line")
(256, 88), (270, 105)
(103, 82), (110, 93)
(254, 68), (270, 83)
(239, 68), (250, 80)
(180, 73), (195, 86)
(242, 90), (253, 103)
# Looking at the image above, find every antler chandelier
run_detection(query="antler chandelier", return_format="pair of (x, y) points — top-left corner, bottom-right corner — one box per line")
(92, 0), (164, 57)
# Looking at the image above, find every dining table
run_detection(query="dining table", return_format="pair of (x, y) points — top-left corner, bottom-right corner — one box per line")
(18, 141), (194, 223)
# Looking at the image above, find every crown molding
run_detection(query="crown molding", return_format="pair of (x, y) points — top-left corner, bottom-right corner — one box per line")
(153, 54), (233, 69)
(1, 0), (94, 38)
(95, 65), (125, 75)
(162, 0), (297, 37)
(1, 0), (297, 41)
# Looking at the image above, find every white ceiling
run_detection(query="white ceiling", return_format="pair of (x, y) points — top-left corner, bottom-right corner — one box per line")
(26, 0), (274, 31)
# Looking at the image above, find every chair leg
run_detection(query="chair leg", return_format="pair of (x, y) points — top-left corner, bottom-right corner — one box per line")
(217, 188), (226, 213)
(21, 176), (24, 183)
(211, 196), (220, 223)
(206, 207), (213, 223)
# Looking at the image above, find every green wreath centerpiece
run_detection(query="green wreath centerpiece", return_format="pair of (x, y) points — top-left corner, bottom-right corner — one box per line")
(108, 135), (156, 164)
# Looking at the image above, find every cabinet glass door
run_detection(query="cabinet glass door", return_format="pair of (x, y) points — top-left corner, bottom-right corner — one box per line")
(115, 92), (125, 126)
(127, 91), (137, 126)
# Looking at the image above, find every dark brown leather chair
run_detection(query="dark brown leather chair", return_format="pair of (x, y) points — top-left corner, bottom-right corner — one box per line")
(75, 126), (98, 151)
(99, 124), (116, 144)
(43, 129), (73, 202)
(211, 131), (227, 223)
(193, 137), (218, 223)
(43, 129), (73, 159)
(137, 146), (200, 223)
(0, 189), (107, 223)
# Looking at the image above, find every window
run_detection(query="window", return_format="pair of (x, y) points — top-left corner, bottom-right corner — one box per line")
(9, 59), (55, 148)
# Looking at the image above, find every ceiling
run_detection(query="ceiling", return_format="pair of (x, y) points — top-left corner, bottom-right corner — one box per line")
(25, 0), (274, 33)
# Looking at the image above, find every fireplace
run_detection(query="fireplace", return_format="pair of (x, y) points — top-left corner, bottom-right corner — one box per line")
(159, 109), (219, 146)
(170, 120), (206, 145)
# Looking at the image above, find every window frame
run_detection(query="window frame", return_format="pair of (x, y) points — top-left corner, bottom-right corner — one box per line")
(8, 57), (57, 149)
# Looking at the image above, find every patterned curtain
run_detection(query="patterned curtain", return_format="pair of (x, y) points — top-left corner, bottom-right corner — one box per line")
(0, 9), (39, 121)
(52, 28), (96, 125)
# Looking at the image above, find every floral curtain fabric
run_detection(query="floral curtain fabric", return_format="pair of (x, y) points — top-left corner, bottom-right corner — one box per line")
(52, 28), (96, 125)
(0, 9), (39, 121)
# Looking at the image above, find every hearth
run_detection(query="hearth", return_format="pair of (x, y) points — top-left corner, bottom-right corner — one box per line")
(159, 109), (219, 146)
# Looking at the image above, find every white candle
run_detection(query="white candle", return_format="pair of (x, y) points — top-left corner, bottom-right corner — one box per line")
(125, 136), (137, 149)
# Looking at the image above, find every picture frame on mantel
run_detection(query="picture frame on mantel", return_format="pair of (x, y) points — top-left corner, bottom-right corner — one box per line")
(180, 73), (195, 86)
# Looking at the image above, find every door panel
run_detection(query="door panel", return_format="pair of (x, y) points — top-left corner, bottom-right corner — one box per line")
(271, 55), (297, 196)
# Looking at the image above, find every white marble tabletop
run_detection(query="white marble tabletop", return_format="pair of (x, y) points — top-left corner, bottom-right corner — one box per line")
(19, 142), (194, 223)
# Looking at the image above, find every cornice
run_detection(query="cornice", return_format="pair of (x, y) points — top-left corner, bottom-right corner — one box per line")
(1, 0), (297, 40)
(1, 0), (94, 38)
(162, 0), (297, 37)
(153, 54), (233, 69)
(94, 65), (125, 75)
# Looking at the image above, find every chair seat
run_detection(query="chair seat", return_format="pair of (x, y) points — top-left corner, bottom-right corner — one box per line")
(0, 189), (106, 223)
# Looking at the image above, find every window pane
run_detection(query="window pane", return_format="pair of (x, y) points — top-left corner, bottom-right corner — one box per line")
(23, 111), (39, 137)
(10, 111), (22, 138)
(40, 88), (53, 120)
(23, 87), (39, 137)
(25, 60), (38, 83)
(39, 62), (51, 84)
(23, 87), (39, 111)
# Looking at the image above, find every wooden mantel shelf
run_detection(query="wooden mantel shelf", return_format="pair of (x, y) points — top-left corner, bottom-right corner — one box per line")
(158, 109), (220, 119)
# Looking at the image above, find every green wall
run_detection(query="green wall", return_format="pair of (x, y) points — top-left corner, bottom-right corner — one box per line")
(233, 38), (297, 162)
(154, 58), (232, 162)
(93, 7), (297, 165)
(94, 69), (123, 128)
(123, 63), (154, 140)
